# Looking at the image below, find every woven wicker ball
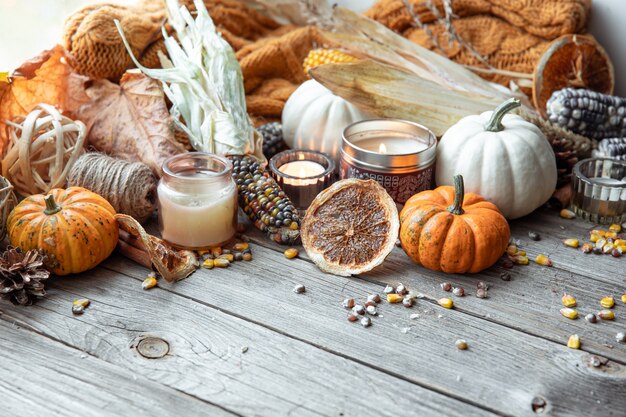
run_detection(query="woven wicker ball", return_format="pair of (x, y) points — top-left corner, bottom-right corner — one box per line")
(0, 176), (17, 240)
(2, 104), (86, 197)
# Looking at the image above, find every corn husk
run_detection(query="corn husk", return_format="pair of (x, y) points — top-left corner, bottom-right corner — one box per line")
(115, 0), (261, 159)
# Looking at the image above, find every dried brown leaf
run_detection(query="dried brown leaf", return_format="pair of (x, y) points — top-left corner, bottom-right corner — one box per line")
(76, 71), (184, 175)
(0, 45), (90, 154)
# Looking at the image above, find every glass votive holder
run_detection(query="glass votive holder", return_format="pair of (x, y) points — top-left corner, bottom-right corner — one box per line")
(269, 150), (335, 210)
(158, 152), (238, 250)
(571, 158), (626, 224)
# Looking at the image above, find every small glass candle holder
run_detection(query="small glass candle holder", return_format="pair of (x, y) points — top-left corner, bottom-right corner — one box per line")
(571, 158), (626, 224)
(269, 150), (335, 210)
(340, 119), (437, 205)
(158, 152), (238, 250)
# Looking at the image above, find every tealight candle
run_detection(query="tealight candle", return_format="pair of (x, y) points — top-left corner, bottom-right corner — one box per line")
(270, 150), (335, 210)
(158, 153), (237, 249)
(340, 119), (437, 204)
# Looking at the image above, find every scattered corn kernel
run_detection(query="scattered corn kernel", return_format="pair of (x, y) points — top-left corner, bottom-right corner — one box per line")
(598, 310), (615, 320)
(387, 293), (404, 303)
(353, 305), (365, 315)
(284, 248), (299, 259)
(202, 259), (214, 269)
(591, 229), (606, 237)
(218, 253), (234, 262)
(438, 298), (454, 309)
(600, 296), (615, 309)
(590, 234), (601, 243)
(602, 244), (615, 254)
(616, 332), (626, 343)
(609, 224), (622, 233)
(214, 258), (230, 268)
(512, 255), (529, 265)
(242, 253), (253, 261)
(563, 239), (580, 248)
(211, 247), (223, 257)
(142, 276), (158, 290)
(595, 239), (607, 249)
(293, 284), (306, 294)
(606, 231), (618, 239)
(197, 249), (210, 256)
(585, 313), (597, 323)
(516, 251), (527, 256)
(560, 308), (578, 319)
(535, 254), (553, 266)
(581, 243), (593, 253)
(73, 298), (90, 308)
(506, 245), (517, 255)
(562, 294), (577, 308)
(342, 298), (355, 309)
(233, 242), (249, 251)
(614, 239), (626, 246)
(455, 339), (468, 350)
(560, 209), (575, 219)
(622, 294), (626, 304)
(361, 317), (372, 328)
(347, 313), (358, 322)
(567, 334), (581, 349)
(441, 282), (452, 292)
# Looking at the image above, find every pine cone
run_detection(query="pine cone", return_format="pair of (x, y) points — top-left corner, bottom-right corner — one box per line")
(0, 247), (50, 306)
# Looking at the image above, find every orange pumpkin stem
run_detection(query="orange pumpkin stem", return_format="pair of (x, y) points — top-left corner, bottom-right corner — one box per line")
(484, 98), (521, 132)
(43, 194), (62, 215)
(446, 175), (465, 215)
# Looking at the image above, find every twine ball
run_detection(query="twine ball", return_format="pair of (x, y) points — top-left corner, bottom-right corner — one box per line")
(67, 153), (158, 224)
(2, 104), (86, 197)
(0, 176), (17, 240)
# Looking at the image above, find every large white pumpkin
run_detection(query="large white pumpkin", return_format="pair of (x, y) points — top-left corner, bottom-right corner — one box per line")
(435, 98), (557, 219)
(282, 80), (370, 160)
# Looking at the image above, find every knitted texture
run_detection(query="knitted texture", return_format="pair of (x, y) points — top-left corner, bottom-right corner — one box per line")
(365, 0), (591, 88)
(67, 153), (158, 224)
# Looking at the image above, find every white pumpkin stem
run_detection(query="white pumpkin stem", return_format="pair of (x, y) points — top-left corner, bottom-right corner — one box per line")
(447, 175), (465, 215)
(485, 98), (521, 132)
(44, 194), (62, 215)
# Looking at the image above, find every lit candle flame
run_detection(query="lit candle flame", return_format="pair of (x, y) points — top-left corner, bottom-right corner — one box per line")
(298, 167), (306, 179)
(298, 154), (305, 161)
(379, 143), (387, 154)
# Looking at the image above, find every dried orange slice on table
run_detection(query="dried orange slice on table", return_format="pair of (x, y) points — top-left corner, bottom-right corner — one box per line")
(301, 179), (399, 276)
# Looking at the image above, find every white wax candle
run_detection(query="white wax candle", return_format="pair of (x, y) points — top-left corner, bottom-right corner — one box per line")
(158, 176), (237, 248)
(356, 137), (428, 154)
(279, 160), (325, 186)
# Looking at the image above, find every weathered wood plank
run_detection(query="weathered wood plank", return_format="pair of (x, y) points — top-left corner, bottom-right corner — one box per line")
(0, 318), (234, 417)
(105, 245), (626, 417)
(0, 268), (492, 417)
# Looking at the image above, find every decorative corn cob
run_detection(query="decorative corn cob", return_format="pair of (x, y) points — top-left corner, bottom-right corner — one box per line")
(593, 138), (626, 160)
(258, 122), (288, 159)
(303, 49), (357, 75)
(229, 155), (300, 245)
(546, 88), (626, 140)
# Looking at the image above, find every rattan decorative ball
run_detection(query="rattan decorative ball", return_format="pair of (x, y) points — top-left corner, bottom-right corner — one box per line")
(2, 104), (86, 197)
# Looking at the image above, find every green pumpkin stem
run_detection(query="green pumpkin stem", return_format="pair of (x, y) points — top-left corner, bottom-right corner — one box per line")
(44, 194), (62, 215)
(484, 98), (521, 132)
(447, 175), (465, 215)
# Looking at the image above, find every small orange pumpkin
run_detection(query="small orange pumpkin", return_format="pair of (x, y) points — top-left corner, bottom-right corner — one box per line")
(399, 175), (510, 274)
(7, 187), (118, 275)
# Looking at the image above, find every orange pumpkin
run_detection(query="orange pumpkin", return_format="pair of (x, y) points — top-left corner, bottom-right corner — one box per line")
(7, 187), (118, 275)
(399, 175), (510, 274)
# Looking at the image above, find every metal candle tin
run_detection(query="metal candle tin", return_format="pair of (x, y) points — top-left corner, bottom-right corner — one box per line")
(340, 119), (437, 204)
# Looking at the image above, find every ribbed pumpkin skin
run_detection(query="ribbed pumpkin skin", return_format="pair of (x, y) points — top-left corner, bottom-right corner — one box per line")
(7, 187), (118, 275)
(399, 186), (510, 274)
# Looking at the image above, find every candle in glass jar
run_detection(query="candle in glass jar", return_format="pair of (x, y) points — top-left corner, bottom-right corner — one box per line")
(278, 160), (325, 185)
(158, 153), (238, 249)
(355, 137), (429, 154)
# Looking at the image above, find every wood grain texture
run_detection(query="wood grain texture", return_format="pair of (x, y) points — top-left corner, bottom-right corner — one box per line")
(0, 318), (233, 417)
(105, 242), (626, 417)
(0, 268), (491, 417)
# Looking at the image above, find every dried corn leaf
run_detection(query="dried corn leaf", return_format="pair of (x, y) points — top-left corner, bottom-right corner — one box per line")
(76, 71), (184, 175)
(310, 60), (504, 136)
(0, 45), (89, 154)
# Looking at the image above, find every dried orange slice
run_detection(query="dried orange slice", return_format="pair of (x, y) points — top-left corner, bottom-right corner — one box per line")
(301, 179), (399, 276)
(533, 34), (614, 116)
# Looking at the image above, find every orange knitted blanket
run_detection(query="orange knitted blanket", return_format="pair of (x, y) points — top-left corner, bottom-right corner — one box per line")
(365, 0), (591, 88)
(63, 0), (327, 124)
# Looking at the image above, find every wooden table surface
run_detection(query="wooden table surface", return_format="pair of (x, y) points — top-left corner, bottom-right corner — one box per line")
(1, 208), (625, 417)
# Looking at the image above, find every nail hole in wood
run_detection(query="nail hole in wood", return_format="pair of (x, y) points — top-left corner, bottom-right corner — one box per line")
(137, 337), (170, 359)
(531, 396), (547, 413)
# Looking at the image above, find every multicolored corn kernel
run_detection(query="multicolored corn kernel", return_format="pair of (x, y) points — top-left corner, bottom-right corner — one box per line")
(616, 332), (626, 343)
(612, 248), (623, 257)
(606, 231), (618, 239)
(72, 298), (91, 315)
(360, 316), (372, 327)
(438, 298), (454, 309)
(512, 255), (529, 265)
(353, 305), (365, 315)
(293, 284), (306, 294)
(242, 253), (253, 261)
(562, 294), (577, 308)
(600, 296), (615, 309)
(455, 339), (468, 350)
(383, 285), (395, 294)
(233, 242), (249, 251)
(598, 310), (615, 320)
(585, 313), (597, 323)
(602, 243), (615, 254)
(560, 209), (575, 219)
(506, 245), (517, 255)
(214, 258), (230, 268)
(343, 298), (355, 309)
(590, 234), (602, 243)
(560, 308), (578, 319)
(595, 239), (607, 249)
(535, 254), (552, 266)
(622, 294), (626, 304)
(366, 305), (377, 315)
(441, 282), (452, 292)
(210, 247), (222, 257)
(591, 229), (606, 237)
(615, 239), (626, 246)
(142, 276), (158, 290)
(284, 248), (299, 259)
(567, 334), (581, 349)
(347, 313), (358, 322)
(218, 253), (234, 262)
(563, 239), (580, 248)
(396, 283), (408, 295)
(402, 297), (414, 308)
(202, 259), (214, 269)
(609, 223), (622, 233)
(581, 243), (593, 253)
(452, 287), (465, 297)
(387, 293), (404, 304)
(528, 232), (541, 241)
(516, 251), (527, 256)
(476, 288), (488, 299)
(367, 294), (381, 304)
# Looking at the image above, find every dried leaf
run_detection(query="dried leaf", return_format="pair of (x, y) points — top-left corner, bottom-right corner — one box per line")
(76, 71), (184, 175)
(0, 45), (90, 154)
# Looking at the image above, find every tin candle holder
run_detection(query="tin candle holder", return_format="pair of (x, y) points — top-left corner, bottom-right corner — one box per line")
(340, 119), (437, 204)
(269, 150), (335, 210)
(571, 158), (626, 224)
